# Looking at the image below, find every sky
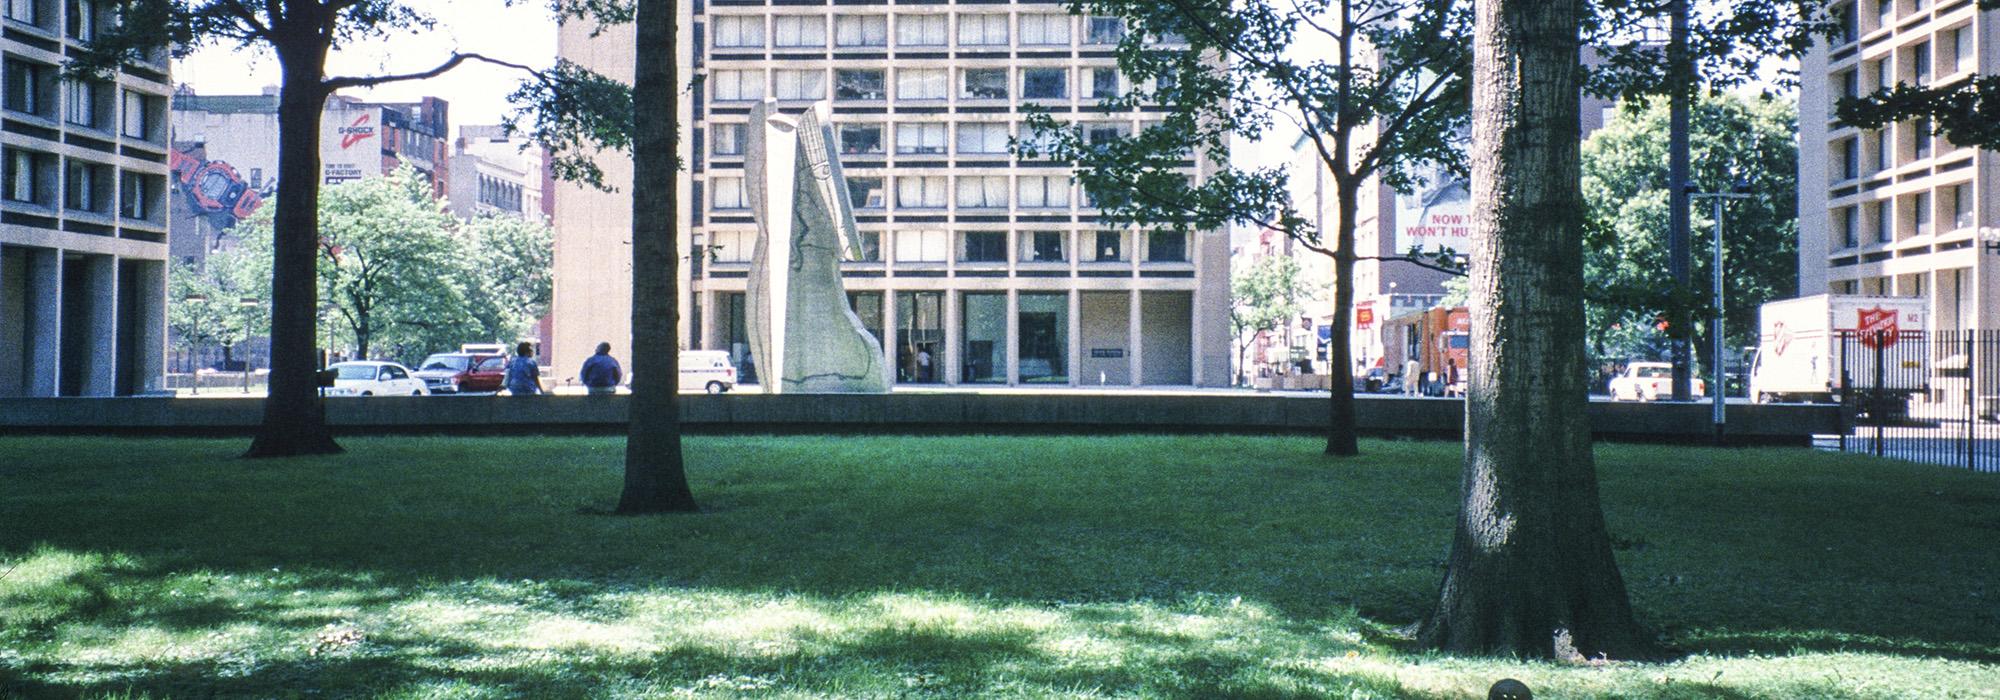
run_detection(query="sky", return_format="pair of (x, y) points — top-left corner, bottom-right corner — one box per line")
(172, 0), (560, 134)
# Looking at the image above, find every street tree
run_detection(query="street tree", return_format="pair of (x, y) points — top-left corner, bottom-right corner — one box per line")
(78, 0), (598, 458)
(1415, 0), (1658, 659)
(315, 167), (480, 361)
(1230, 255), (1316, 385)
(1029, 0), (1471, 457)
(1581, 94), (1798, 369)
(459, 214), (556, 346)
(167, 259), (268, 373)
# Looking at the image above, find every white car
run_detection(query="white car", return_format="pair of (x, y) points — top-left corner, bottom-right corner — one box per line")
(324, 361), (430, 397)
(1609, 361), (1705, 401)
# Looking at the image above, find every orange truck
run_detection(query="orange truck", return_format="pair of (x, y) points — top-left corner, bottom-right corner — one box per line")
(1382, 306), (1469, 395)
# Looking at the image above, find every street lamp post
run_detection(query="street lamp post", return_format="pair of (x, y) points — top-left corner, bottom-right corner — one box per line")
(184, 292), (208, 395)
(1690, 186), (1752, 443)
(239, 297), (259, 394)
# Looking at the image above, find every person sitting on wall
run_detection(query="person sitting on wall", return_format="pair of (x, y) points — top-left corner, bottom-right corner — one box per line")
(579, 342), (622, 396)
(505, 342), (544, 396)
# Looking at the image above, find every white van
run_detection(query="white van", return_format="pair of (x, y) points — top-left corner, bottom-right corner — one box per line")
(625, 351), (739, 394)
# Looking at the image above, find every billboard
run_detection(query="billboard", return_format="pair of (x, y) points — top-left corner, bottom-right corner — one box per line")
(1393, 161), (1470, 255)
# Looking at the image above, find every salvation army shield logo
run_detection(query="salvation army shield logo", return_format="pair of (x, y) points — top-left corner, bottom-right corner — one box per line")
(1857, 307), (1899, 349)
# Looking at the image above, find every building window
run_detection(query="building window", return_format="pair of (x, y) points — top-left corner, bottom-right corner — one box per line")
(712, 123), (745, 156)
(1019, 230), (1066, 262)
(1837, 205), (1858, 248)
(1953, 26), (1973, 74)
(897, 14), (946, 47)
(961, 68), (1008, 100)
(1085, 16), (1124, 45)
(1913, 117), (1931, 160)
(895, 176), (947, 208)
(66, 79), (111, 130)
(1874, 0), (1892, 31)
(1873, 200), (1891, 243)
(773, 15), (825, 47)
(956, 122), (1010, 154)
(64, 159), (109, 213)
(713, 15), (764, 48)
(954, 176), (1007, 209)
(712, 176), (747, 210)
(962, 292), (1006, 383)
(120, 90), (158, 140)
(957, 13), (1007, 46)
(848, 176), (885, 209)
(1018, 293), (1068, 383)
(4, 58), (54, 118)
(1019, 13), (1070, 45)
(1091, 230), (1123, 261)
(895, 229), (948, 262)
(1870, 130), (1887, 172)
(849, 232), (882, 262)
(834, 14), (887, 47)
(1145, 230), (1187, 262)
(895, 291), (944, 382)
(1085, 121), (1130, 144)
(1088, 68), (1121, 99)
(1951, 183), (1972, 230)
(4, 0), (47, 28)
(895, 122), (946, 155)
(1022, 68), (1068, 100)
(1838, 137), (1859, 181)
(709, 230), (753, 263)
(710, 70), (763, 101)
(960, 231), (1006, 261)
(1871, 58), (1889, 91)
(774, 69), (825, 100)
(896, 68), (947, 100)
(1911, 41), (1931, 85)
(3, 148), (52, 205)
(1017, 175), (1071, 208)
(1913, 191), (1932, 236)
(835, 68), (885, 100)
(839, 123), (885, 155)
(1836, 2), (1857, 43)
(119, 170), (158, 220)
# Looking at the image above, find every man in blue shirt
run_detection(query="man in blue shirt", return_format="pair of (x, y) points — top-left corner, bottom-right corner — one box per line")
(580, 342), (622, 395)
(505, 342), (543, 395)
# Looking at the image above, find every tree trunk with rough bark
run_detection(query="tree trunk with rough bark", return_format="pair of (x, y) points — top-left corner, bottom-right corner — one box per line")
(1324, 176), (1361, 456)
(245, 36), (342, 459)
(1417, 0), (1658, 660)
(617, 0), (700, 514)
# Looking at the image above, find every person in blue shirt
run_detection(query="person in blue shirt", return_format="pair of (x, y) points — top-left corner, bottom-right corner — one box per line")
(505, 342), (543, 395)
(579, 342), (622, 395)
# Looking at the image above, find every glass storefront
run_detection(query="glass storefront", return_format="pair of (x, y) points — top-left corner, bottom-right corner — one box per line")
(961, 292), (1006, 383)
(1017, 293), (1067, 383)
(895, 291), (943, 383)
(719, 292), (756, 384)
(847, 291), (884, 349)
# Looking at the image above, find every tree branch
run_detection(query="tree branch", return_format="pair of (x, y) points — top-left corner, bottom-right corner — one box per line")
(324, 51), (528, 90)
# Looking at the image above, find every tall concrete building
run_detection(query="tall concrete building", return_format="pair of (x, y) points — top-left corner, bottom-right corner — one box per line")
(1799, 0), (1990, 334)
(554, 4), (1230, 387)
(449, 125), (549, 222)
(1, 0), (172, 396)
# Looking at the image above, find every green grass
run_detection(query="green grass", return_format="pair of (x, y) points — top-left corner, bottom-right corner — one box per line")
(0, 435), (1995, 699)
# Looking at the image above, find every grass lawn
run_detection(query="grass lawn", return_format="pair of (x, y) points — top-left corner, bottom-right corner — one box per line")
(0, 435), (1996, 699)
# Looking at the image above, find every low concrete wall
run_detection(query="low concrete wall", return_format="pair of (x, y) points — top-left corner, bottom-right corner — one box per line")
(0, 394), (1842, 445)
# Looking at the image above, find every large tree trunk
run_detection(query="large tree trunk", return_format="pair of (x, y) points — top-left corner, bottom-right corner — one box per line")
(1324, 177), (1360, 456)
(245, 39), (342, 459)
(1416, 0), (1657, 659)
(617, 0), (699, 514)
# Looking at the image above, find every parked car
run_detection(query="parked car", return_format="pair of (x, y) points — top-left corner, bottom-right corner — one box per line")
(412, 352), (507, 394)
(324, 361), (429, 397)
(623, 350), (739, 394)
(1608, 362), (1706, 401)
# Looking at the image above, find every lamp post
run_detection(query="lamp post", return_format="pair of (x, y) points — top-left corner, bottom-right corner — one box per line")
(239, 297), (260, 394)
(1690, 185), (1752, 443)
(184, 292), (208, 395)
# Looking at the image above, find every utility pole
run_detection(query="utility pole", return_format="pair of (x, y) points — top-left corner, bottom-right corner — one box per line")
(1668, 0), (1693, 401)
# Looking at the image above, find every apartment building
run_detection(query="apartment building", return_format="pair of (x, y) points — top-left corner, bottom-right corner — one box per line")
(553, 3), (1230, 387)
(0, 0), (172, 396)
(450, 124), (549, 222)
(1800, 0), (1992, 333)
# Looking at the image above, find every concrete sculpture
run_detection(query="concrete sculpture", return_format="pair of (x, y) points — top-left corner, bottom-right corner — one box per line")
(743, 101), (890, 393)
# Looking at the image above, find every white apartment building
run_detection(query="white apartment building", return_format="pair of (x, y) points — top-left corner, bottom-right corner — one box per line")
(1, 0), (172, 396)
(554, 3), (1230, 387)
(1800, 0), (1994, 333)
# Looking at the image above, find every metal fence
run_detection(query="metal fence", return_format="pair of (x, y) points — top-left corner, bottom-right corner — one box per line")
(1838, 329), (2000, 472)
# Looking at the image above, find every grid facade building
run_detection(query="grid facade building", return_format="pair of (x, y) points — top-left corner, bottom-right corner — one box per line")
(1800, 0), (1996, 333)
(0, 0), (172, 396)
(553, 2), (1229, 387)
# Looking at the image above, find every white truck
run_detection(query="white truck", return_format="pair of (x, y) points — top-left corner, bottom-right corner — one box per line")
(1748, 294), (1929, 404)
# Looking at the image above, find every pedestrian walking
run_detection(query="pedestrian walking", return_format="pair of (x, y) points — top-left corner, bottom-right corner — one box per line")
(1403, 358), (1421, 397)
(579, 342), (622, 395)
(505, 342), (544, 395)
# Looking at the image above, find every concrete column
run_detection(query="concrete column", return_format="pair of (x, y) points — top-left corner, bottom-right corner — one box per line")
(83, 255), (118, 396)
(26, 248), (59, 397)
(1128, 288), (1142, 387)
(133, 260), (167, 394)
(881, 287), (899, 386)
(1067, 289), (1081, 387)
(944, 290), (961, 385)
(1005, 289), (1019, 385)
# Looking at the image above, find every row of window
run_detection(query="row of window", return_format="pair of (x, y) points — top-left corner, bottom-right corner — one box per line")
(712, 173), (1168, 211)
(1830, 0), (1957, 44)
(3, 56), (164, 140)
(703, 228), (1188, 265)
(1829, 119), (1951, 183)
(1829, 181), (1973, 249)
(710, 13), (1134, 50)
(709, 120), (1141, 157)
(3, 147), (166, 220)
(4, 0), (116, 43)
(476, 175), (525, 213)
(1829, 23), (1970, 117)
(709, 66), (1156, 103)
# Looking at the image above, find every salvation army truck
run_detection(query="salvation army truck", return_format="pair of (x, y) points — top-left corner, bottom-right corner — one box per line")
(1747, 294), (1929, 404)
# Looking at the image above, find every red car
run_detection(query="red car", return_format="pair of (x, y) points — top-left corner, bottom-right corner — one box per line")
(412, 353), (507, 394)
